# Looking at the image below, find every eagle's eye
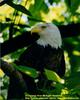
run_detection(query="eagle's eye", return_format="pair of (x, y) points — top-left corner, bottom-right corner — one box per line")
(41, 25), (46, 29)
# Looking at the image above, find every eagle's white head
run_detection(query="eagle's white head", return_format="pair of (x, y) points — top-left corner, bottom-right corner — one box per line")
(31, 23), (62, 49)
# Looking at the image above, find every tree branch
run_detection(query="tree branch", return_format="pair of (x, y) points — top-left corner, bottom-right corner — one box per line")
(1, 31), (39, 57)
(58, 23), (80, 38)
(1, 23), (80, 57)
(0, 59), (27, 91)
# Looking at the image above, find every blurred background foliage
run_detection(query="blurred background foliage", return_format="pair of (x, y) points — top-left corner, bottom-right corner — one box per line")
(0, 0), (80, 99)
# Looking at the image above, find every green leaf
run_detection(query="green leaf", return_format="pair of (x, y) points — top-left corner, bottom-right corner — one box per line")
(44, 69), (65, 84)
(14, 64), (39, 78)
(29, 0), (49, 15)
(70, 0), (80, 14)
(66, 72), (80, 89)
(65, 0), (80, 14)
(6, 1), (32, 16)
(28, 0), (49, 25)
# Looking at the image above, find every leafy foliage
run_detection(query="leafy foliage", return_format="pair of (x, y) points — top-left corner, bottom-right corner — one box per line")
(65, 0), (80, 14)
(44, 69), (65, 84)
(13, 64), (39, 78)
(0, 0), (80, 99)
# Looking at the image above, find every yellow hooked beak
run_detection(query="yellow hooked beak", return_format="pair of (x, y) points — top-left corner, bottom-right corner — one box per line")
(31, 26), (41, 34)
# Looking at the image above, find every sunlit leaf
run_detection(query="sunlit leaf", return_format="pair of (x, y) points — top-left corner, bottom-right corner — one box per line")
(44, 69), (65, 84)
(72, 50), (80, 56)
(14, 64), (39, 78)
(0, 69), (4, 77)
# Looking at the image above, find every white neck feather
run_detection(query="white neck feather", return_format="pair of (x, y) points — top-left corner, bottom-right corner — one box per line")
(37, 25), (62, 49)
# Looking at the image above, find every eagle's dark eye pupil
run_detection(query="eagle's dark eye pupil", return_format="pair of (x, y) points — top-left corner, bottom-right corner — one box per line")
(41, 26), (46, 28)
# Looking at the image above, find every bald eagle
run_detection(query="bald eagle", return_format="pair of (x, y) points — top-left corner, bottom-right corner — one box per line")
(8, 23), (65, 99)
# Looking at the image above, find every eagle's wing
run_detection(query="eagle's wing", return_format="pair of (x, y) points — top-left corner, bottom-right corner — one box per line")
(18, 43), (65, 77)
(41, 46), (65, 77)
(18, 42), (45, 71)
